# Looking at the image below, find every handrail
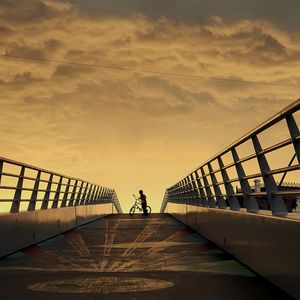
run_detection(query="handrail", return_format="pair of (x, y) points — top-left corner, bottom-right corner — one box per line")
(0, 158), (122, 214)
(161, 99), (300, 216)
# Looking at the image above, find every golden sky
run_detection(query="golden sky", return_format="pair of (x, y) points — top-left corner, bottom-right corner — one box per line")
(0, 0), (299, 212)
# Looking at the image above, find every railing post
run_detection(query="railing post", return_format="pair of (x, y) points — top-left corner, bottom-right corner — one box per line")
(218, 156), (240, 211)
(61, 178), (71, 207)
(0, 160), (3, 185)
(96, 187), (101, 203)
(80, 182), (89, 205)
(86, 184), (93, 204)
(99, 187), (105, 201)
(200, 167), (216, 208)
(52, 176), (62, 209)
(195, 171), (208, 206)
(179, 181), (184, 204)
(10, 166), (25, 213)
(97, 186), (102, 202)
(231, 148), (259, 212)
(208, 162), (227, 208)
(252, 135), (288, 216)
(68, 180), (78, 207)
(190, 173), (200, 206)
(183, 178), (190, 204)
(168, 187), (173, 202)
(28, 170), (41, 211)
(75, 181), (84, 206)
(103, 187), (108, 201)
(178, 180), (183, 204)
(286, 114), (300, 164)
(185, 177), (192, 205)
(104, 188), (108, 202)
(175, 182), (181, 203)
(161, 190), (168, 212)
(107, 189), (112, 202)
(109, 190), (114, 201)
(90, 185), (97, 204)
(96, 187), (102, 203)
(41, 174), (53, 210)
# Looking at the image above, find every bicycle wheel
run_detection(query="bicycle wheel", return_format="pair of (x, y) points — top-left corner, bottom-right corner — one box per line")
(129, 206), (135, 216)
(146, 206), (151, 215)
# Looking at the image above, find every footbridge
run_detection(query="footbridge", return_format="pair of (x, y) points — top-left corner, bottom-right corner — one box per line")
(0, 99), (299, 299)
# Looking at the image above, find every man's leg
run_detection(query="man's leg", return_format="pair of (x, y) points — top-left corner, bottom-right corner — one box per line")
(142, 203), (148, 215)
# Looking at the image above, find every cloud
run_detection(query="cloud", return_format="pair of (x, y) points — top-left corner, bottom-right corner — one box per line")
(68, 0), (300, 30)
(0, 0), (74, 24)
(5, 42), (46, 58)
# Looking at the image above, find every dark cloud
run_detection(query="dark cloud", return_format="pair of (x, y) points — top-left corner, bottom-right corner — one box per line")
(0, 25), (12, 36)
(136, 95), (191, 116)
(135, 75), (217, 118)
(44, 39), (64, 51)
(109, 36), (132, 47)
(5, 42), (46, 58)
(254, 34), (285, 55)
(53, 64), (91, 77)
(0, 0), (57, 23)
(14, 71), (42, 83)
(68, 0), (300, 30)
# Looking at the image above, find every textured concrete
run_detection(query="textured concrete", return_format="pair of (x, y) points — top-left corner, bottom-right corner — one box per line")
(0, 203), (115, 258)
(0, 214), (292, 300)
(165, 202), (300, 299)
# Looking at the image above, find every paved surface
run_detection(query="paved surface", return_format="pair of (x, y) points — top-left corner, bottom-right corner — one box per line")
(0, 214), (292, 299)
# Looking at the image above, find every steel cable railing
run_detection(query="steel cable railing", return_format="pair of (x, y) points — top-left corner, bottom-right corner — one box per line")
(0, 158), (122, 214)
(161, 99), (300, 216)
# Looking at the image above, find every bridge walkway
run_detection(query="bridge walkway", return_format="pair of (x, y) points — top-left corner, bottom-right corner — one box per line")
(0, 214), (292, 299)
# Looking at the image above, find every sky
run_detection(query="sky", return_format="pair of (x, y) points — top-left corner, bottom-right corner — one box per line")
(0, 0), (299, 212)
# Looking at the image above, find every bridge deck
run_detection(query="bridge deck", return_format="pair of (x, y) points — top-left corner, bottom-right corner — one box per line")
(0, 214), (291, 299)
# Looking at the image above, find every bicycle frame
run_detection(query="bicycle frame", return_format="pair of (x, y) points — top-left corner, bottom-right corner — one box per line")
(133, 200), (143, 211)
(130, 194), (151, 215)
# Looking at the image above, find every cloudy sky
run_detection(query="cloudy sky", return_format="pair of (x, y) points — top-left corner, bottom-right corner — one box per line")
(0, 0), (299, 212)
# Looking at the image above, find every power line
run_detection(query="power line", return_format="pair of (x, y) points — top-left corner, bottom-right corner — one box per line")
(1, 53), (300, 89)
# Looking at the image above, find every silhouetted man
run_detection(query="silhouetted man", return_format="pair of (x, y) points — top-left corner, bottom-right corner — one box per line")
(139, 190), (148, 216)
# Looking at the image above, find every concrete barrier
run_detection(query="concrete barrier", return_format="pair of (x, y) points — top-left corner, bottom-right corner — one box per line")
(0, 203), (116, 258)
(166, 202), (300, 299)
(75, 203), (113, 226)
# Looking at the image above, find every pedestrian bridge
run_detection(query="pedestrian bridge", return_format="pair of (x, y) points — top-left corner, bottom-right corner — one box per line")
(0, 99), (299, 299)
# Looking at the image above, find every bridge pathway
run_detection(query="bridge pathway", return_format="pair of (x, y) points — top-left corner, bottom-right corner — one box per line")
(0, 214), (291, 299)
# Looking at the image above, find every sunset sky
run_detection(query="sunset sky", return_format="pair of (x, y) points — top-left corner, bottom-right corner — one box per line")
(0, 0), (300, 212)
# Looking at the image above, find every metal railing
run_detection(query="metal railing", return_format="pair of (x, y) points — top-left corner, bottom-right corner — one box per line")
(161, 99), (300, 216)
(0, 157), (122, 214)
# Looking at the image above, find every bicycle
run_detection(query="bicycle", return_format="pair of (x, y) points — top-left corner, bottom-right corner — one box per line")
(129, 194), (151, 216)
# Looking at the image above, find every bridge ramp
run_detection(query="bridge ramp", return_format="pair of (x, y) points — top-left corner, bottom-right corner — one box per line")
(0, 214), (291, 299)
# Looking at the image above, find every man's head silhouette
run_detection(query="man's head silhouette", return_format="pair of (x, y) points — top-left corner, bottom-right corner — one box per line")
(139, 190), (143, 195)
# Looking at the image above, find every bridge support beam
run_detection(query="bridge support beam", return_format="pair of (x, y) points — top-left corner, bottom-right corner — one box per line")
(208, 163), (227, 208)
(286, 114), (300, 164)
(252, 135), (287, 216)
(52, 176), (62, 209)
(10, 166), (25, 213)
(194, 171), (208, 206)
(28, 171), (41, 211)
(231, 148), (259, 212)
(218, 156), (240, 211)
(200, 167), (216, 208)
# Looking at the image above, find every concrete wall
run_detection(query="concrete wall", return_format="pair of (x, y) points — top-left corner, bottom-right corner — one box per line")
(166, 202), (300, 300)
(75, 203), (114, 226)
(0, 203), (116, 258)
